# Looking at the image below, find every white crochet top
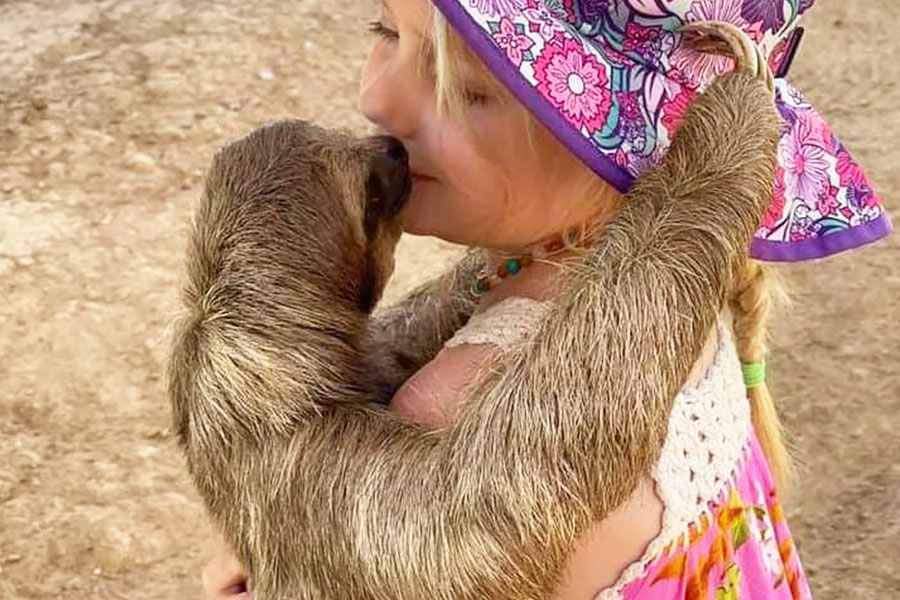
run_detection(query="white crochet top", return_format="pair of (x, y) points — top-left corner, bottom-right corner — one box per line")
(443, 296), (752, 599)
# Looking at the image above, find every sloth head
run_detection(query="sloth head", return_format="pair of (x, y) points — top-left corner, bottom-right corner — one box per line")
(202, 120), (410, 314)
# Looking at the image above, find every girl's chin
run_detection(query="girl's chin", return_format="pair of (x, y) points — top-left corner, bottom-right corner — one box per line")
(400, 215), (479, 246)
(399, 183), (440, 236)
(399, 215), (437, 237)
(400, 207), (452, 239)
(399, 182), (489, 245)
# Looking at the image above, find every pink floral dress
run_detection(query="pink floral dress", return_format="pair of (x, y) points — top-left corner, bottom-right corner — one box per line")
(445, 297), (814, 600)
(606, 436), (812, 600)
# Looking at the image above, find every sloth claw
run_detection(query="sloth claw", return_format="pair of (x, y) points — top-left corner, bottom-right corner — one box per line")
(680, 21), (775, 93)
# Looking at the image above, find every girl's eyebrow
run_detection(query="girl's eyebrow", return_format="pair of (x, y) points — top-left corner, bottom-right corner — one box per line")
(377, 0), (436, 62)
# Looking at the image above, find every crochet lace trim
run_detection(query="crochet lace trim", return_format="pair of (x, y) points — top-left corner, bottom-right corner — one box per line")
(443, 296), (553, 350)
(441, 297), (752, 600)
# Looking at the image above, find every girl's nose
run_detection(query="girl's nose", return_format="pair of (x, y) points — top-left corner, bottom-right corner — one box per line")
(359, 53), (422, 140)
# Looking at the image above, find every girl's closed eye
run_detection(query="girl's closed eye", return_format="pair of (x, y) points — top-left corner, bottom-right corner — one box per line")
(367, 20), (399, 42)
(451, 73), (496, 107)
(365, 8), (491, 107)
(460, 84), (491, 106)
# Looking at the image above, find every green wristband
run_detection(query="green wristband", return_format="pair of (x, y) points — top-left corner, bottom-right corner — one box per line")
(742, 361), (766, 389)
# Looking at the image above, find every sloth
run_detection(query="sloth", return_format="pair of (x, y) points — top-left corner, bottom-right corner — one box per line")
(168, 23), (781, 600)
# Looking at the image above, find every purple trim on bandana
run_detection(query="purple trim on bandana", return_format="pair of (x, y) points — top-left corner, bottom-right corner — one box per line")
(750, 212), (893, 262)
(431, 0), (636, 194)
(774, 27), (804, 79)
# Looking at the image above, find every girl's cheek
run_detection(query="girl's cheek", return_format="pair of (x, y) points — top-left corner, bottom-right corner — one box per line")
(430, 117), (494, 196)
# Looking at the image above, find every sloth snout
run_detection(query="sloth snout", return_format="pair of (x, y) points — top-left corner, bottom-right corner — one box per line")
(368, 136), (411, 218)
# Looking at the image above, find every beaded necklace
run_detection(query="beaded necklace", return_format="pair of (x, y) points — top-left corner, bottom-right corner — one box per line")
(472, 225), (596, 296)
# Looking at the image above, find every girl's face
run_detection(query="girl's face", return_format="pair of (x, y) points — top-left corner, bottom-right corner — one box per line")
(359, 0), (609, 249)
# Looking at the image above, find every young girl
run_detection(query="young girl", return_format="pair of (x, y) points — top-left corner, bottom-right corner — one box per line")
(202, 1), (890, 598)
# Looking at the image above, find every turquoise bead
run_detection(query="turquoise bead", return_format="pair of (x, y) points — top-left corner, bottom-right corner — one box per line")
(506, 258), (522, 275)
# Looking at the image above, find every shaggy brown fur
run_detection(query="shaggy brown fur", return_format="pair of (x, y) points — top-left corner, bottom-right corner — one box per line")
(170, 123), (416, 416)
(168, 29), (780, 600)
(365, 248), (484, 395)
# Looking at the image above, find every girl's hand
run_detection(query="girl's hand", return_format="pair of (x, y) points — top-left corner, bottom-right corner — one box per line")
(201, 544), (252, 600)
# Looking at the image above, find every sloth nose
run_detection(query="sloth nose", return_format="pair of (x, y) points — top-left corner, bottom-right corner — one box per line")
(368, 136), (411, 218)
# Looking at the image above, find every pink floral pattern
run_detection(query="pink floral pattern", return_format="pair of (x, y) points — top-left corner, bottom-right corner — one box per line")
(533, 38), (612, 130)
(779, 121), (830, 205)
(764, 166), (789, 230)
(671, 0), (746, 83)
(741, 0), (789, 31)
(522, 4), (566, 38)
(612, 433), (813, 600)
(434, 0), (891, 261)
(756, 79), (888, 241)
(661, 87), (698, 134)
(491, 17), (535, 66)
(468, 0), (527, 18)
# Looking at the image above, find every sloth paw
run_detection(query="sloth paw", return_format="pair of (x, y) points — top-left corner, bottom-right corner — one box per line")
(680, 20), (775, 94)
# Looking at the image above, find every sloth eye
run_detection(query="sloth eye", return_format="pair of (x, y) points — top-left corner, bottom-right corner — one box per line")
(363, 177), (383, 239)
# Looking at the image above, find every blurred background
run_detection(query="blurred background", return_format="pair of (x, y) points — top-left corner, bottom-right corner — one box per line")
(0, 1), (896, 598)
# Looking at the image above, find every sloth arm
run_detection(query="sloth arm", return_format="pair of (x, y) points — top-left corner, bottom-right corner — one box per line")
(363, 250), (484, 396)
(551, 326), (721, 598)
(388, 266), (723, 430)
(390, 340), (668, 598)
(176, 72), (778, 600)
(387, 307), (719, 598)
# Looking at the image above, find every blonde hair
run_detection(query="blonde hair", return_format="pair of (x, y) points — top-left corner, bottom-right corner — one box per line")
(729, 261), (794, 491)
(430, 9), (793, 491)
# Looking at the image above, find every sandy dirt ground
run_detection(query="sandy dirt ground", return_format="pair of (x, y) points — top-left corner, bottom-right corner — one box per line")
(0, 1), (896, 598)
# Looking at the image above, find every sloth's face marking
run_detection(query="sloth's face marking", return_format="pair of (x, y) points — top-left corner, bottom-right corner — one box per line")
(365, 135), (411, 239)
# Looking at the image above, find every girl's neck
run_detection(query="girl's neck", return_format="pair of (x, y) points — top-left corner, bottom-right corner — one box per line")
(474, 230), (596, 310)
(476, 248), (586, 309)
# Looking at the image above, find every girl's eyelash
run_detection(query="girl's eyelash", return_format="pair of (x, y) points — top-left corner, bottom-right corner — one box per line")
(463, 90), (490, 106)
(367, 20), (399, 41)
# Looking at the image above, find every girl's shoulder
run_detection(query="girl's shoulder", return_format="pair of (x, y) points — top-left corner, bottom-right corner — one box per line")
(390, 340), (498, 427)
(391, 296), (553, 427)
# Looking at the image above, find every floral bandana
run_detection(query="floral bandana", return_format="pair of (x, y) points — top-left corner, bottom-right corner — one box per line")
(431, 0), (892, 261)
